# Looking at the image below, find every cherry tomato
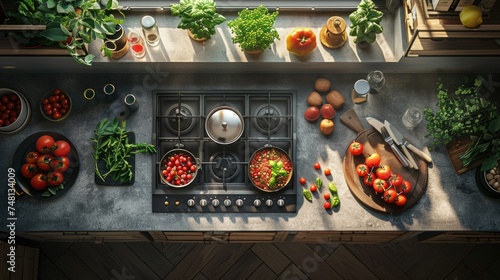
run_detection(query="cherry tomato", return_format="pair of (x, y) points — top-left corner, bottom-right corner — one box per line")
(21, 163), (39, 179)
(388, 173), (403, 188)
(395, 194), (407, 207)
(348, 141), (364, 156)
(400, 180), (412, 194)
(49, 156), (70, 172)
(323, 192), (331, 200)
(36, 135), (55, 154)
(37, 154), (52, 171)
(363, 173), (377, 187)
(46, 171), (64, 186)
(383, 189), (398, 204)
(309, 184), (318, 192)
(52, 112), (62, 119)
(375, 165), (391, 180)
(324, 168), (331, 176)
(25, 151), (40, 164)
(299, 177), (306, 185)
(365, 153), (381, 168)
(314, 162), (321, 170)
(372, 178), (388, 194)
(30, 174), (48, 190)
(355, 164), (369, 177)
(323, 201), (331, 209)
(53, 140), (71, 157)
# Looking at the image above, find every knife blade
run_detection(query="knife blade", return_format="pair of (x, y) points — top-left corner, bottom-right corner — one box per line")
(384, 120), (419, 170)
(366, 117), (411, 168)
(380, 126), (411, 168)
(383, 120), (432, 163)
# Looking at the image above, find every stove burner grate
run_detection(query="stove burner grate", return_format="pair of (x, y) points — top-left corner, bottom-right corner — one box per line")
(209, 152), (241, 182)
(253, 104), (284, 134)
(164, 103), (196, 135)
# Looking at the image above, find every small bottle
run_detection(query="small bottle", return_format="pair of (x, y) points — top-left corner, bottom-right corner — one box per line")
(351, 79), (370, 104)
(141, 16), (160, 46)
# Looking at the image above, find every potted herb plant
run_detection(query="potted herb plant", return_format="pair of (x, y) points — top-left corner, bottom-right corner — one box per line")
(348, 0), (384, 47)
(8, 0), (123, 66)
(170, 0), (226, 42)
(227, 5), (279, 54)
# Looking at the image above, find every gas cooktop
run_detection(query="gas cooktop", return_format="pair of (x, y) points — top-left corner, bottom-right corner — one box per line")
(152, 91), (297, 213)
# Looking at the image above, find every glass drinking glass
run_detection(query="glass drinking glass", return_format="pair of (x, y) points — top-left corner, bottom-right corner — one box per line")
(366, 70), (385, 94)
(402, 107), (423, 129)
(127, 31), (146, 58)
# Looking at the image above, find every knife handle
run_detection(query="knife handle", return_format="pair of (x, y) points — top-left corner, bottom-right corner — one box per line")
(389, 143), (410, 167)
(407, 143), (432, 163)
(401, 145), (418, 170)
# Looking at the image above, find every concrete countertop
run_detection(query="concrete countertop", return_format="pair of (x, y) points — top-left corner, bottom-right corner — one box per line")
(1, 72), (499, 232)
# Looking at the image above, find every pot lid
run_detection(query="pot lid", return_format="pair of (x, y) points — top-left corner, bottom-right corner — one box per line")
(206, 106), (244, 144)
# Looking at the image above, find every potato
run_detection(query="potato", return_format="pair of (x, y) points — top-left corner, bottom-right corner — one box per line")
(325, 90), (345, 110)
(307, 91), (323, 107)
(314, 78), (331, 93)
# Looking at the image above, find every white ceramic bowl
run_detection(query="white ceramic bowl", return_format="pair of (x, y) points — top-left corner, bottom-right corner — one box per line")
(0, 88), (30, 134)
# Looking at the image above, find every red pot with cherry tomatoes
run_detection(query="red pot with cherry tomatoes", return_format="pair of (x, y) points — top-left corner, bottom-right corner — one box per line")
(159, 149), (200, 188)
(40, 89), (72, 122)
(248, 146), (293, 192)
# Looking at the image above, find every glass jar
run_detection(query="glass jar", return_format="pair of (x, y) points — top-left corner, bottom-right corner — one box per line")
(351, 79), (370, 104)
(141, 16), (160, 46)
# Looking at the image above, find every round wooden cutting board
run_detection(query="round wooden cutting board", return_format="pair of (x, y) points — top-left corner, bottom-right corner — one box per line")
(341, 109), (428, 213)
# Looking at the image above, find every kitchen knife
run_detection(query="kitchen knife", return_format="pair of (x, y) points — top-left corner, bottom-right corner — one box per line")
(384, 120), (419, 170)
(380, 126), (411, 168)
(366, 117), (411, 168)
(383, 120), (433, 163)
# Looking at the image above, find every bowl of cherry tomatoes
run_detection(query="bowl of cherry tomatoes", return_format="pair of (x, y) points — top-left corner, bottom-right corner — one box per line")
(40, 89), (72, 121)
(159, 149), (199, 188)
(0, 88), (30, 134)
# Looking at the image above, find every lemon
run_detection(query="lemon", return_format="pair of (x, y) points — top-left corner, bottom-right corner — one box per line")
(459, 5), (483, 28)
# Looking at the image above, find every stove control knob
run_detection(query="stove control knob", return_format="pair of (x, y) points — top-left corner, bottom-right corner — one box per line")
(224, 199), (232, 207)
(200, 199), (208, 207)
(265, 199), (273, 207)
(212, 199), (220, 207)
(277, 199), (285, 207)
(187, 199), (195, 207)
(235, 199), (244, 207)
(253, 199), (261, 207)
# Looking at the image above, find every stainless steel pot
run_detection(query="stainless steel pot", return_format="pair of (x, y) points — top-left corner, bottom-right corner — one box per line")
(248, 145), (293, 192)
(205, 106), (244, 145)
(159, 148), (200, 188)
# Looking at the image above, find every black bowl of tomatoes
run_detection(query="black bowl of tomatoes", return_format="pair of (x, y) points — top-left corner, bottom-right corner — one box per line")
(13, 132), (79, 198)
(40, 89), (72, 121)
(159, 149), (199, 188)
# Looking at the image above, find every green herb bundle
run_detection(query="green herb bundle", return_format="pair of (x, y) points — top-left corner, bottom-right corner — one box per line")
(92, 118), (156, 183)
(424, 76), (498, 147)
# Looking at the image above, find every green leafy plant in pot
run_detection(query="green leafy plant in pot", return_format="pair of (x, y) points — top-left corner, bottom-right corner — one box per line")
(227, 5), (279, 53)
(460, 116), (500, 172)
(170, 0), (226, 41)
(23, 0), (123, 66)
(348, 0), (384, 46)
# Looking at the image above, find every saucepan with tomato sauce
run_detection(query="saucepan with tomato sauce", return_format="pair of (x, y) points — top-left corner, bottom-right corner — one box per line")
(159, 148), (200, 188)
(248, 146), (293, 192)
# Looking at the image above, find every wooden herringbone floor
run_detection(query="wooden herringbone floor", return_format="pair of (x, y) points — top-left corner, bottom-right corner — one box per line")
(35, 239), (500, 280)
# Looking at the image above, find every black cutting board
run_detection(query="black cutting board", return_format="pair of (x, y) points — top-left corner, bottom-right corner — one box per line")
(95, 133), (135, 186)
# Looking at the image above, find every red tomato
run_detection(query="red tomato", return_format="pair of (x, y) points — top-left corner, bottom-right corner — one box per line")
(299, 177), (306, 185)
(49, 156), (70, 172)
(355, 164), (369, 177)
(348, 141), (364, 156)
(389, 173), (403, 188)
(309, 184), (318, 192)
(25, 151), (40, 164)
(324, 168), (331, 176)
(323, 192), (331, 200)
(36, 135), (55, 154)
(323, 201), (331, 209)
(383, 189), (398, 204)
(395, 194), (407, 207)
(53, 140), (71, 157)
(400, 180), (412, 194)
(363, 173), (377, 187)
(46, 171), (64, 186)
(30, 173), (48, 190)
(37, 154), (52, 171)
(375, 165), (391, 180)
(372, 178), (388, 194)
(314, 162), (321, 170)
(21, 163), (38, 179)
(286, 28), (317, 57)
(365, 153), (381, 168)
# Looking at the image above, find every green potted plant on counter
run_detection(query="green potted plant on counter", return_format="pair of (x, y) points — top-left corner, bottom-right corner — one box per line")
(348, 0), (384, 47)
(170, 0), (226, 42)
(9, 0), (123, 66)
(227, 5), (279, 54)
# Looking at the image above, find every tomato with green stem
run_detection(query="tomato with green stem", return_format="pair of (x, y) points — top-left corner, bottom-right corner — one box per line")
(349, 141), (364, 156)
(395, 194), (407, 207)
(372, 178), (388, 194)
(21, 163), (38, 179)
(53, 140), (71, 157)
(37, 154), (52, 171)
(355, 163), (369, 177)
(388, 173), (403, 188)
(36, 135), (55, 154)
(383, 189), (398, 204)
(30, 173), (47, 190)
(375, 165), (391, 180)
(365, 153), (381, 168)
(46, 171), (64, 186)
(363, 173), (377, 187)
(49, 156), (70, 172)
(25, 151), (40, 164)
(400, 180), (412, 194)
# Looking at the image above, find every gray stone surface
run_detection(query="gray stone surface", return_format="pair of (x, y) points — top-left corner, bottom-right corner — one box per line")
(1, 72), (499, 232)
